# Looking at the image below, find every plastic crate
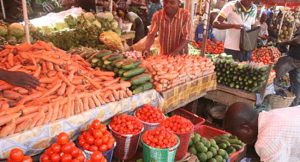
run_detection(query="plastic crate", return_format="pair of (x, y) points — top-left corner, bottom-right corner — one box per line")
(195, 125), (245, 162)
(172, 108), (205, 131)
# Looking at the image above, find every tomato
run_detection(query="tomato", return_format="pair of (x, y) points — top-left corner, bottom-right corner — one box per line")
(51, 143), (61, 153)
(78, 138), (86, 146)
(102, 135), (109, 144)
(160, 115), (193, 134)
(21, 156), (33, 162)
(89, 145), (98, 151)
(72, 159), (80, 162)
(109, 114), (143, 135)
(92, 130), (103, 138)
(61, 143), (73, 154)
(99, 144), (108, 152)
(76, 153), (85, 162)
(50, 153), (60, 162)
(82, 143), (90, 150)
(9, 148), (24, 162)
(40, 154), (50, 162)
(91, 119), (102, 129)
(90, 151), (104, 161)
(45, 148), (54, 156)
(61, 154), (72, 162)
(85, 136), (95, 145)
(135, 105), (164, 123)
(94, 138), (103, 147)
(57, 132), (70, 145)
(70, 147), (80, 157)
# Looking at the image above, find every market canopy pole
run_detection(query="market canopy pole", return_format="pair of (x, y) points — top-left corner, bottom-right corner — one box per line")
(201, 0), (212, 56)
(110, 0), (113, 12)
(0, 0), (6, 19)
(22, 0), (30, 43)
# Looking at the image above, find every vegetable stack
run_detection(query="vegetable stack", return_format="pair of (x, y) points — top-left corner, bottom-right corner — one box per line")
(0, 41), (133, 137)
(251, 46), (281, 64)
(143, 55), (215, 92)
(213, 134), (245, 156)
(212, 53), (270, 92)
(198, 40), (224, 54)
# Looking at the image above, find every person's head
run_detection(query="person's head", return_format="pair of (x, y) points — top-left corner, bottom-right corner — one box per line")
(210, 10), (219, 25)
(116, 8), (127, 19)
(240, 0), (254, 9)
(260, 12), (267, 23)
(223, 102), (258, 145)
(163, 0), (180, 17)
(151, 0), (161, 4)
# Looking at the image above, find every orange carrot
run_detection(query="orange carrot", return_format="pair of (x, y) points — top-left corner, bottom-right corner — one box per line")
(113, 90), (120, 100)
(74, 97), (80, 114)
(66, 85), (75, 95)
(119, 90), (124, 99)
(0, 112), (21, 126)
(40, 77), (57, 83)
(0, 119), (16, 137)
(88, 97), (96, 109)
(7, 53), (14, 67)
(58, 72), (72, 86)
(42, 62), (47, 73)
(43, 105), (52, 124)
(41, 81), (62, 98)
(108, 94), (115, 102)
(96, 94), (105, 105)
(3, 90), (22, 100)
(18, 92), (42, 105)
(103, 78), (120, 87)
(33, 65), (41, 78)
(92, 71), (115, 77)
(16, 42), (31, 52)
(84, 76), (102, 89)
(69, 99), (75, 116)
(16, 111), (40, 125)
(92, 95), (101, 107)
(21, 106), (39, 115)
(9, 64), (22, 71)
(35, 112), (45, 126)
(126, 88), (133, 97)
(14, 87), (29, 95)
(46, 62), (54, 71)
(57, 83), (67, 96)
(15, 119), (32, 133)
(51, 102), (59, 122)
(47, 71), (57, 77)
(83, 97), (89, 111)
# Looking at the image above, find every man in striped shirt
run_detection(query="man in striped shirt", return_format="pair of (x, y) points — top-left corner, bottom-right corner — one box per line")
(143, 0), (191, 55)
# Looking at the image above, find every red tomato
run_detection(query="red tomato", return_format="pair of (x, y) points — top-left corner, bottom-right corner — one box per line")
(142, 127), (177, 148)
(76, 153), (85, 162)
(50, 153), (60, 162)
(61, 143), (73, 154)
(21, 156), (33, 162)
(94, 138), (103, 147)
(78, 138), (86, 146)
(89, 145), (98, 152)
(92, 130), (103, 138)
(160, 115), (193, 134)
(72, 159), (80, 162)
(90, 151), (104, 162)
(70, 148), (80, 157)
(91, 119), (102, 129)
(99, 145), (108, 152)
(82, 144), (90, 150)
(51, 143), (61, 153)
(61, 154), (72, 162)
(85, 136), (95, 145)
(9, 148), (24, 162)
(57, 132), (70, 145)
(109, 114), (143, 135)
(40, 154), (50, 162)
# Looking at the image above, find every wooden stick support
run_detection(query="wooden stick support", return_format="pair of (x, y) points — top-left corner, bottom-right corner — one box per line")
(22, 0), (31, 44)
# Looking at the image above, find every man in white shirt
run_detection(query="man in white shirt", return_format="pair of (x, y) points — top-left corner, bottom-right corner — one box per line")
(257, 12), (269, 46)
(213, 0), (257, 61)
(223, 102), (300, 162)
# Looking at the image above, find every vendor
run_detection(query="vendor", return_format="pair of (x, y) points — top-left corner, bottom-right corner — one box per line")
(223, 102), (300, 162)
(213, 0), (257, 61)
(0, 69), (40, 90)
(195, 10), (218, 42)
(143, 0), (191, 55)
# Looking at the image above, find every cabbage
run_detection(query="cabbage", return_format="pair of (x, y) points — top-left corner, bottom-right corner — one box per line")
(8, 23), (25, 38)
(0, 24), (8, 36)
(6, 35), (17, 45)
(83, 12), (96, 22)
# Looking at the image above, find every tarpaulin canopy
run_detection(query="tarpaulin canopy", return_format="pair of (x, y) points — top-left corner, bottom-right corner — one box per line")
(262, 0), (300, 7)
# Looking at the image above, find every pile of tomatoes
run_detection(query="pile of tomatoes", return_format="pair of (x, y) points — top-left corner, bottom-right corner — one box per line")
(160, 115), (193, 134)
(40, 132), (86, 162)
(109, 114), (143, 135)
(197, 40), (224, 54)
(8, 148), (32, 162)
(78, 119), (115, 152)
(251, 47), (281, 64)
(86, 151), (107, 162)
(135, 104), (165, 123)
(142, 127), (178, 149)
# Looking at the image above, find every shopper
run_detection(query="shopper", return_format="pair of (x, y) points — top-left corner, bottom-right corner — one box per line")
(195, 10), (218, 42)
(257, 12), (269, 46)
(223, 102), (300, 162)
(275, 27), (300, 106)
(147, 0), (163, 26)
(143, 0), (191, 55)
(0, 69), (40, 90)
(117, 8), (146, 44)
(213, 0), (257, 61)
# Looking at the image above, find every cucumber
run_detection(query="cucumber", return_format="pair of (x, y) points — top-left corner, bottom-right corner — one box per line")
(123, 67), (145, 78)
(131, 74), (151, 85)
(122, 61), (141, 70)
(102, 53), (118, 61)
(115, 59), (134, 68)
(118, 69), (125, 76)
(121, 77), (130, 81)
(112, 58), (126, 66)
(96, 50), (112, 58)
(132, 82), (153, 94)
(108, 54), (124, 61)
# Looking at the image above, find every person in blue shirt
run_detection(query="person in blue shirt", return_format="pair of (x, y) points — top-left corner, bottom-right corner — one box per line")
(147, 0), (162, 26)
(195, 11), (218, 42)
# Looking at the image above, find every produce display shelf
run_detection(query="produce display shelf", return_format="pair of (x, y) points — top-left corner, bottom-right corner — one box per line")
(159, 73), (217, 113)
(0, 90), (162, 159)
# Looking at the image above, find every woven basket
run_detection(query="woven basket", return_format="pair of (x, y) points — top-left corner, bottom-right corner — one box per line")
(265, 90), (295, 109)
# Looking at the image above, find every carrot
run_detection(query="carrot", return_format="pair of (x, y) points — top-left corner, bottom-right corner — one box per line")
(0, 112), (21, 126)
(126, 88), (133, 97)
(21, 106), (39, 115)
(18, 92), (42, 105)
(92, 95), (101, 107)
(16, 42), (31, 52)
(103, 78), (120, 87)
(15, 119), (32, 133)
(84, 76), (102, 89)
(88, 97), (96, 109)
(0, 119), (16, 137)
(42, 62), (47, 73)
(83, 97), (89, 111)
(46, 62), (54, 71)
(51, 102), (59, 122)
(37, 40), (53, 51)
(16, 111), (40, 125)
(9, 64), (22, 71)
(1, 102), (10, 109)
(74, 97), (80, 114)
(108, 94), (115, 102)
(0, 83), (13, 91)
(29, 112), (43, 129)
(58, 72), (73, 86)
(40, 77), (57, 83)
(3, 90), (22, 100)
(109, 82), (131, 90)
(96, 94), (105, 105)
(33, 65), (41, 78)
(92, 71), (115, 77)
(14, 87), (29, 95)
(69, 99), (75, 116)
(66, 85), (75, 95)
(43, 105), (52, 124)
(7, 53), (14, 67)
(119, 90), (124, 99)
(78, 97), (84, 113)
(47, 71), (57, 77)
(72, 77), (83, 85)
(68, 69), (76, 81)
(57, 83), (67, 96)
(113, 90), (120, 101)
(35, 112), (46, 126)
(41, 81), (62, 98)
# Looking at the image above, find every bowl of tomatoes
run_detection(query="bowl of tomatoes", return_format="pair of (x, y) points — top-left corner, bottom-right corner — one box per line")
(141, 127), (180, 162)
(109, 114), (144, 160)
(77, 120), (116, 162)
(134, 104), (165, 131)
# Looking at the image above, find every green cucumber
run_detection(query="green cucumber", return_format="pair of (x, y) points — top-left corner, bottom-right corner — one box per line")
(123, 67), (145, 78)
(96, 50), (112, 58)
(112, 58), (126, 66)
(131, 74), (151, 85)
(118, 69), (125, 76)
(102, 53), (118, 61)
(107, 54), (124, 61)
(122, 61), (141, 70)
(115, 59), (134, 68)
(132, 82), (153, 94)
(121, 77), (130, 81)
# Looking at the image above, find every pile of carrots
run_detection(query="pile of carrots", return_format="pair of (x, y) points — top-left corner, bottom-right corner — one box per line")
(251, 47), (281, 64)
(0, 41), (133, 137)
(142, 55), (215, 92)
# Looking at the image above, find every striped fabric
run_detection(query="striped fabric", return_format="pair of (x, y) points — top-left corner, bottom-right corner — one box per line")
(255, 106), (300, 162)
(148, 8), (191, 55)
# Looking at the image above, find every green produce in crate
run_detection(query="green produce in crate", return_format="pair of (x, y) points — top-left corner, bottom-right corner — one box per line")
(132, 82), (153, 94)
(96, 50), (113, 58)
(122, 60), (142, 70)
(131, 74), (151, 86)
(123, 67), (145, 78)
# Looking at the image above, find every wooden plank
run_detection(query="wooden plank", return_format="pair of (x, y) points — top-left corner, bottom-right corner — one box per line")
(205, 90), (256, 107)
(217, 85), (256, 100)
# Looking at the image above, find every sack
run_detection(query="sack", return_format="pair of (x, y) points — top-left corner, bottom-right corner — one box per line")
(240, 26), (260, 51)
